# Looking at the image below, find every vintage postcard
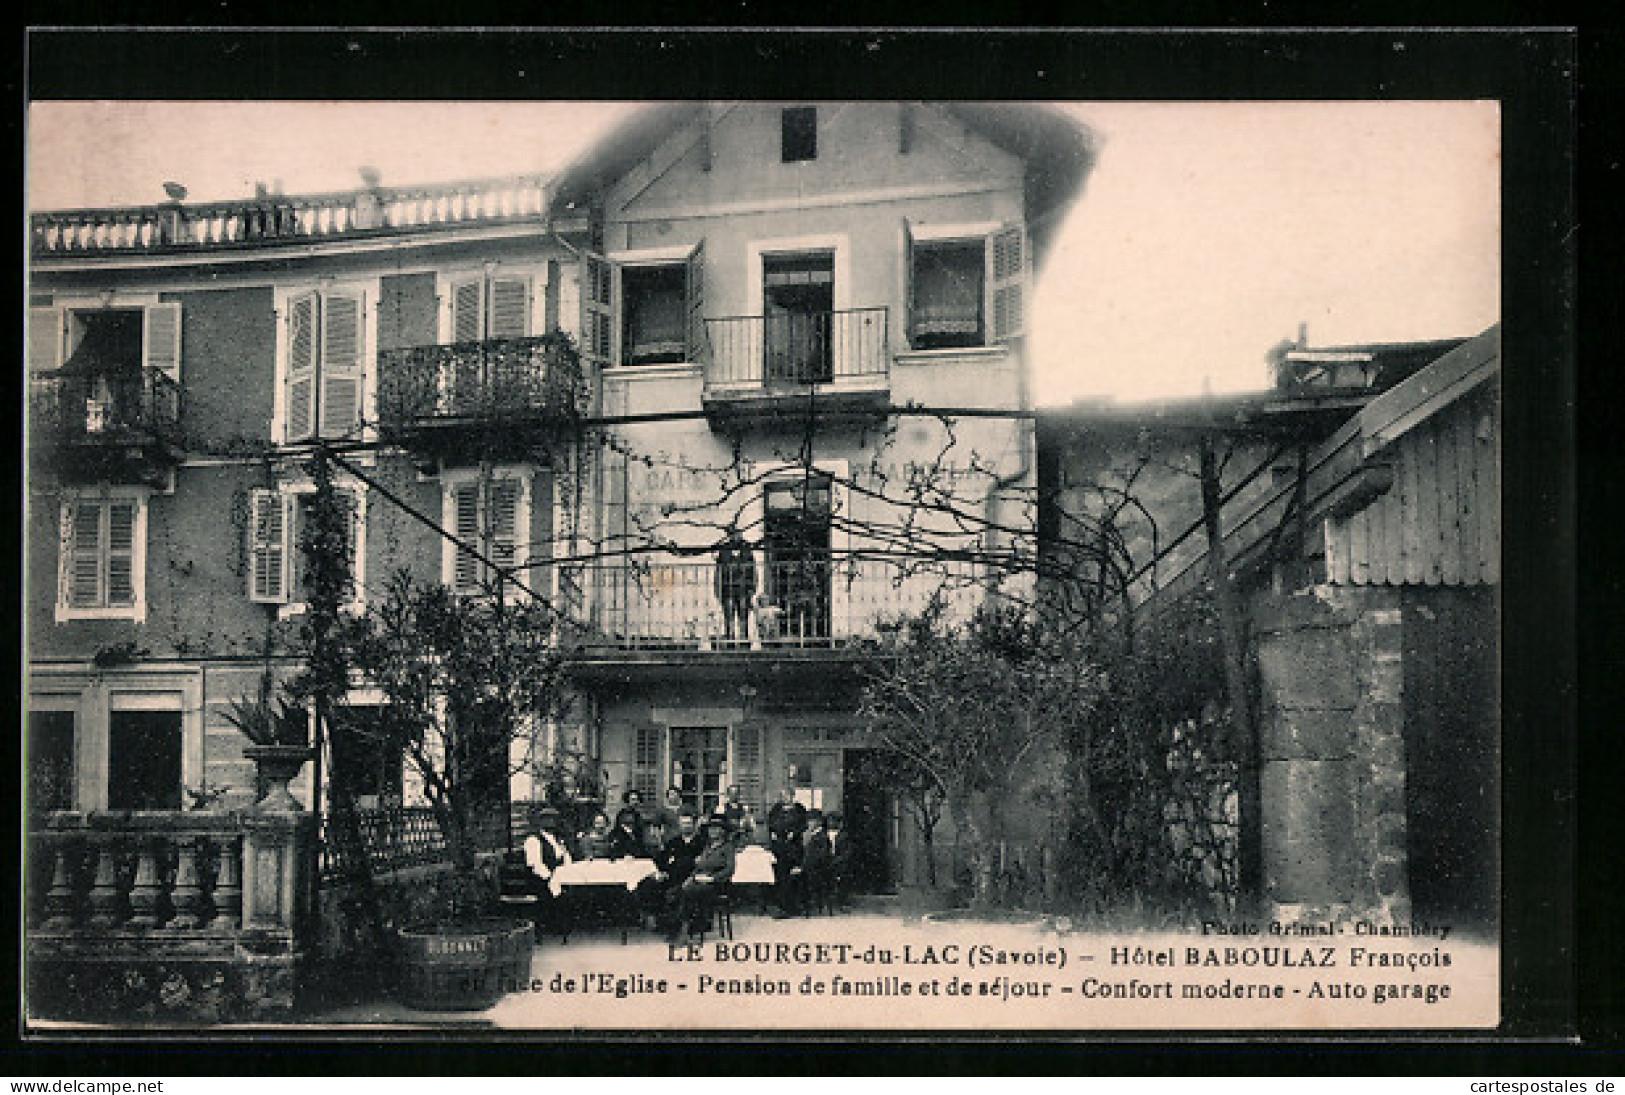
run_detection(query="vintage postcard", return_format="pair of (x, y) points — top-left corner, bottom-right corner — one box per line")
(21, 31), (1553, 1038)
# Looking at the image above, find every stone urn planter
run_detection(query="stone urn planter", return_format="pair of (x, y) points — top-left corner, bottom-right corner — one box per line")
(243, 744), (313, 811)
(395, 919), (533, 1011)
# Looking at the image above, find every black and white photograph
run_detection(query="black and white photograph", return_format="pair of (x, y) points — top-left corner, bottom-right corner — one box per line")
(19, 30), (1571, 1041)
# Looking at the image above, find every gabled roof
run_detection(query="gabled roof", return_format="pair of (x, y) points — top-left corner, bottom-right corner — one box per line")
(548, 101), (1098, 264)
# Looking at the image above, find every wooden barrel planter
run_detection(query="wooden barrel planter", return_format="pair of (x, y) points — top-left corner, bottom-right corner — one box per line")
(395, 920), (533, 1011)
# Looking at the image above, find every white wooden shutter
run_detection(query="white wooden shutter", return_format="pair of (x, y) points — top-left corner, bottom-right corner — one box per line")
(30, 307), (64, 374)
(988, 223), (1027, 342)
(632, 726), (662, 800)
(901, 220), (917, 349)
(105, 500), (137, 607)
(142, 302), (182, 381)
(685, 242), (706, 363)
(319, 291), (364, 439)
(451, 278), (485, 343)
(732, 724), (764, 817)
(486, 478), (523, 595)
(580, 253), (614, 369)
(286, 293), (318, 442)
(451, 481), (482, 593)
(249, 489), (290, 604)
(488, 276), (530, 340)
(67, 501), (103, 608)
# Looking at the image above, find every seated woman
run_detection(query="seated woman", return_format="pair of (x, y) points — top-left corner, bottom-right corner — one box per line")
(673, 819), (736, 941)
(576, 811), (614, 860)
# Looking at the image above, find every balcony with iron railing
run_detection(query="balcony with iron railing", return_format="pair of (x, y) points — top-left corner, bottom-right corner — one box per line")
(29, 368), (183, 482)
(376, 335), (584, 457)
(571, 553), (979, 655)
(31, 175), (552, 258)
(701, 307), (890, 426)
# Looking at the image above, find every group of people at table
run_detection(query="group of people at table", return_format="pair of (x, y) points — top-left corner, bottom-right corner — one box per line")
(517, 784), (853, 942)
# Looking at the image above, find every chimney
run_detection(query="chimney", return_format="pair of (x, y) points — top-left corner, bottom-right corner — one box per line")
(1297, 321), (1308, 349)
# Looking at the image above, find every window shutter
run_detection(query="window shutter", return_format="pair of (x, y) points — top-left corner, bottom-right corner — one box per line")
(30, 307), (64, 374)
(249, 489), (290, 604)
(580, 253), (614, 369)
(632, 726), (662, 800)
(451, 278), (485, 343)
(685, 242), (706, 363)
(142, 302), (182, 381)
(487, 478), (522, 578)
(451, 481), (482, 593)
(989, 223), (1027, 342)
(68, 501), (103, 608)
(488, 276), (530, 340)
(319, 291), (364, 439)
(901, 219), (916, 349)
(286, 293), (318, 441)
(105, 501), (137, 607)
(732, 724), (764, 817)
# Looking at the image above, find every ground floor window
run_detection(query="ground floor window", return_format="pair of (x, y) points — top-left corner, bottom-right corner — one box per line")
(28, 709), (76, 813)
(107, 709), (182, 811)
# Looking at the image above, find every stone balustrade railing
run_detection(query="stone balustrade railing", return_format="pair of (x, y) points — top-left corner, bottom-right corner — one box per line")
(31, 175), (551, 256)
(31, 813), (248, 933)
(27, 808), (314, 1020)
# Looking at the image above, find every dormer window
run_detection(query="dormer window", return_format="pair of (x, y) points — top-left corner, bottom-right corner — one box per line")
(781, 107), (818, 163)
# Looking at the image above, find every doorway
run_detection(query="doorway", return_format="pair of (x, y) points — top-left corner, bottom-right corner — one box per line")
(764, 476), (832, 643)
(763, 252), (833, 384)
(841, 748), (895, 894)
(670, 726), (728, 817)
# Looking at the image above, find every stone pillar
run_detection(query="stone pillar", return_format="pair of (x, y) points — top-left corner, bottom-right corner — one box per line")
(1251, 585), (1409, 926)
(237, 805), (315, 1016)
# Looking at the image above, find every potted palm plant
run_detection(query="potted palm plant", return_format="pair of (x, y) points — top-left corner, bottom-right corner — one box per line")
(221, 672), (312, 811)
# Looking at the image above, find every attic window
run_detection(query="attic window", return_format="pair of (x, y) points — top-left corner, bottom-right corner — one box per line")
(781, 107), (817, 163)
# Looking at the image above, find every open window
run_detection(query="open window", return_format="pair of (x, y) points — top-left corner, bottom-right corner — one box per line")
(31, 302), (182, 436)
(763, 251), (835, 383)
(621, 265), (686, 365)
(591, 242), (706, 368)
(904, 221), (1027, 349)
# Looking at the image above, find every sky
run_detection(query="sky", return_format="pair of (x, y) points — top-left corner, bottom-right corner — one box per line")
(26, 100), (1500, 407)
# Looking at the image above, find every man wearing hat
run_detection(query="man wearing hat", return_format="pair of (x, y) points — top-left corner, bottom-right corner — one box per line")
(674, 817), (737, 941)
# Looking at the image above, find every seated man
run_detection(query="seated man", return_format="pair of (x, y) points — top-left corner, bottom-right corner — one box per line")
(638, 808), (705, 931)
(673, 819), (736, 941)
(516, 810), (572, 935)
(712, 783), (757, 847)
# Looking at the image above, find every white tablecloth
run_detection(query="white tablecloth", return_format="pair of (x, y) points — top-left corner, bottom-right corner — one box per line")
(733, 846), (776, 885)
(549, 857), (657, 898)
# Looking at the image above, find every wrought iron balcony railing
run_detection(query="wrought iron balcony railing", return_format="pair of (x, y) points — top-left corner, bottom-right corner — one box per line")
(29, 368), (182, 448)
(704, 307), (889, 392)
(376, 335), (584, 434)
(573, 554), (979, 651)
